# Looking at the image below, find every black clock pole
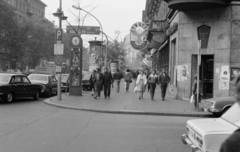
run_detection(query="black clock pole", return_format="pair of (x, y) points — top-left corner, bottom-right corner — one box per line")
(69, 35), (83, 96)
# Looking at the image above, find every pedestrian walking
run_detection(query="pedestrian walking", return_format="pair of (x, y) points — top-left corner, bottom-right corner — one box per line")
(136, 70), (147, 100)
(146, 69), (151, 92)
(192, 74), (202, 109)
(148, 70), (158, 100)
(89, 70), (96, 96)
(124, 69), (132, 92)
(93, 68), (103, 99)
(103, 67), (113, 99)
(158, 68), (170, 101)
(113, 69), (123, 92)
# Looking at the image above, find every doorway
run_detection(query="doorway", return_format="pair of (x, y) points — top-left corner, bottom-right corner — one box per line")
(191, 55), (214, 99)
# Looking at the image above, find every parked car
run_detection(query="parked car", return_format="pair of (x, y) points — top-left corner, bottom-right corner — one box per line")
(0, 73), (42, 102)
(28, 74), (57, 97)
(203, 96), (236, 117)
(82, 72), (92, 91)
(61, 74), (69, 92)
(182, 102), (240, 152)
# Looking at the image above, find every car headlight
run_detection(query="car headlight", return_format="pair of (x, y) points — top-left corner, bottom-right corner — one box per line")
(41, 85), (46, 93)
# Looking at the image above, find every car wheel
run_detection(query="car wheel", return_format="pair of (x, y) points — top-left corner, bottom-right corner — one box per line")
(33, 91), (39, 100)
(6, 93), (14, 103)
(213, 112), (221, 117)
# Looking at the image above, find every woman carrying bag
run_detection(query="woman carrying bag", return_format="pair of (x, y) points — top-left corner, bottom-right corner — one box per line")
(136, 70), (147, 100)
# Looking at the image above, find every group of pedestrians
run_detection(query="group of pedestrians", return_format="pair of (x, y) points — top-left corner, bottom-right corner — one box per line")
(89, 67), (170, 101)
(135, 68), (170, 101)
(90, 67), (113, 99)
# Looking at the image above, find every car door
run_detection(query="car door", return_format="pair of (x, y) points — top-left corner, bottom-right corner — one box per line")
(12, 76), (25, 98)
(22, 76), (34, 97)
(51, 76), (58, 94)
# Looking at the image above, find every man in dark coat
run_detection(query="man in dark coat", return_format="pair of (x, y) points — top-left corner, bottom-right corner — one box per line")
(93, 68), (103, 99)
(103, 67), (113, 99)
(158, 68), (170, 101)
(113, 69), (123, 92)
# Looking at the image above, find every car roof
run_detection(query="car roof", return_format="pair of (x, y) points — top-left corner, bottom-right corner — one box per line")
(28, 74), (52, 76)
(0, 73), (24, 76)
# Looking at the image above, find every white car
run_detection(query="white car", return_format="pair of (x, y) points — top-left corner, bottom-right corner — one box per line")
(182, 102), (240, 152)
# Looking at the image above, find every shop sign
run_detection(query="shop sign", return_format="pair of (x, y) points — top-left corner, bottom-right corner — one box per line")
(197, 25), (211, 49)
(166, 22), (178, 36)
(130, 22), (148, 50)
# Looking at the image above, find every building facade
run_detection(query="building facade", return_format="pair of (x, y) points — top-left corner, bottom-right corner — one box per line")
(0, 0), (52, 71)
(143, 0), (240, 100)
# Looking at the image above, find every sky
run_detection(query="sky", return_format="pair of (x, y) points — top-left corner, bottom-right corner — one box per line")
(41, 0), (146, 47)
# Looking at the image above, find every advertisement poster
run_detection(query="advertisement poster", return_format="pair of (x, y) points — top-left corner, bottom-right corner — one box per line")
(219, 65), (230, 90)
(110, 62), (118, 74)
(219, 65), (230, 81)
(177, 65), (188, 82)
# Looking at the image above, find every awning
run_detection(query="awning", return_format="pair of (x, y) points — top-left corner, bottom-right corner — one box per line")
(158, 39), (169, 51)
(149, 39), (162, 49)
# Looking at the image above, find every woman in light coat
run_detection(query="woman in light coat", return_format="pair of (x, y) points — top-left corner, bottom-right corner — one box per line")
(136, 70), (147, 99)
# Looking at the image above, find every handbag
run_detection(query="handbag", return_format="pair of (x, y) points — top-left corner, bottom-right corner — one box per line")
(190, 94), (195, 104)
(134, 86), (138, 93)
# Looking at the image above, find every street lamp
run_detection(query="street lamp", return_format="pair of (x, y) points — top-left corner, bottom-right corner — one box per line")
(72, 5), (108, 68)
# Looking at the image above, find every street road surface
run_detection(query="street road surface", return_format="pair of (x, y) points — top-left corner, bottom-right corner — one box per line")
(0, 98), (197, 152)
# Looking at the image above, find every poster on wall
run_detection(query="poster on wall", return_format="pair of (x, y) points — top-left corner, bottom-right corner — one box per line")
(177, 65), (188, 82)
(220, 65), (230, 81)
(219, 81), (229, 90)
(219, 65), (230, 90)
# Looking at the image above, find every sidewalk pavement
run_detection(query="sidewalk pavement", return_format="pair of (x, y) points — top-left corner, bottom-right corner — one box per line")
(44, 81), (212, 117)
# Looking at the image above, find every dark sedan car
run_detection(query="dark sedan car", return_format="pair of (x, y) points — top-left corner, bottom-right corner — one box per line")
(28, 74), (57, 97)
(0, 73), (42, 102)
(203, 96), (236, 116)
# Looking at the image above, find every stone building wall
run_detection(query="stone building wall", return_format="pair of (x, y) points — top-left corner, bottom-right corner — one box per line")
(175, 4), (240, 99)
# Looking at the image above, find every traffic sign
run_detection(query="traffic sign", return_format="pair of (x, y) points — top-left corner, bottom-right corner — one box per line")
(66, 26), (100, 35)
(54, 55), (64, 66)
(70, 35), (82, 48)
(54, 43), (64, 55)
(55, 29), (63, 41)
(56, 66), (62, 72)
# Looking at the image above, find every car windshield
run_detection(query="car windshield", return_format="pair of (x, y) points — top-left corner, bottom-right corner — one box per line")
(28, 75), (48, 83)
(0, 74), (11, 84)
(61, 75), (69, 82)
(222, 103), (240, 127)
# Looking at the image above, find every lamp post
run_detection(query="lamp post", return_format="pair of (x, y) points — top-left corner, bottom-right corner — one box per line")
(72, 5), (108, 68)
(53, 0), (67, 100)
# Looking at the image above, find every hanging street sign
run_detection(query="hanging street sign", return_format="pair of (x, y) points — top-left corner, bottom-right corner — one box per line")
(54, 55), (64, 66)
(130, 22), (149, 50)
(66, 26), (100, 35)
(54, 43), (64, 55)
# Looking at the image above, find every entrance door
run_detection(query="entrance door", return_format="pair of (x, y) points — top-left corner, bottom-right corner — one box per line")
(200, 55), (214, 99)
(191, 55), (214, 99)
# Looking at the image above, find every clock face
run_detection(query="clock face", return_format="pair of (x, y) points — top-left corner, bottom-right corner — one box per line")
(72, 37), (80, 46)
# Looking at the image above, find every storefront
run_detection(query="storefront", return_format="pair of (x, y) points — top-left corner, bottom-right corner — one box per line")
(144, 0), (240, 100)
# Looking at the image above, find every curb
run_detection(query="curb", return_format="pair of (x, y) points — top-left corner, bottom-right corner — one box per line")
(44, 98), (213, 118)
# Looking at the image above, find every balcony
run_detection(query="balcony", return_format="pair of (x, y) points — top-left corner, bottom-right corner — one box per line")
(164, 0), (227, 11)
